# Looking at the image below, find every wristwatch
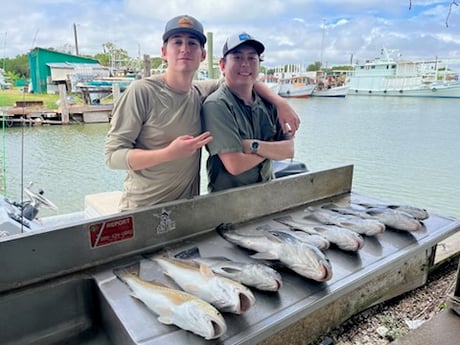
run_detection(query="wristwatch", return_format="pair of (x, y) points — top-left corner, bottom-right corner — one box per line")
(251, 140), (260, 154)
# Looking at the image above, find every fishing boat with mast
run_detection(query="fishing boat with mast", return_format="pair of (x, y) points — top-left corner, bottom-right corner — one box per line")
(312, 19), (351, 98)
(348, 48), (460, 98)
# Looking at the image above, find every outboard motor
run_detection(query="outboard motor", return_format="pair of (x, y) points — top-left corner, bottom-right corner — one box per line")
(273, 159), (308, 178)
(22, 200), (40, 221)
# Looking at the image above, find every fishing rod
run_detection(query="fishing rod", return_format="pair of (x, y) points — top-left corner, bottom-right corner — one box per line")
(1, 31), (7, 197)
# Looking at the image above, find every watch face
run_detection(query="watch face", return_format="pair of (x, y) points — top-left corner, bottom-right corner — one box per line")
(251, 141), (259, 153)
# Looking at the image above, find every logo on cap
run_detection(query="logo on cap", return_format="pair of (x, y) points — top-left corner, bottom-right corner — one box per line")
(177, 16), (194, 28)
(238, 33), (252, 41)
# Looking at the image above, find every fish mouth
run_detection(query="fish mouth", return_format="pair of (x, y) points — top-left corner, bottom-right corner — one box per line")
(297, 262), (333, 282)
(209, 320), (226, 339)
(261, 279), (283, 291)
(274, 279), (283, 291)
(238, 293), (254, 314)
(410, 220), (422, 231)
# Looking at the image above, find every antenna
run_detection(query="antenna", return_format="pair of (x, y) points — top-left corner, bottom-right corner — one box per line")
(31, 29), (39, 49)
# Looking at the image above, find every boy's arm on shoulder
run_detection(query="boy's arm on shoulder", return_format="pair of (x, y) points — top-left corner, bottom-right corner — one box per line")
(253, 81), (300, 135)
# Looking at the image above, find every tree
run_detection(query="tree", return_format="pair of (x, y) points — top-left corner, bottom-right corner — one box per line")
(0, 54), (30, 79)
(307, 62), (322, 71)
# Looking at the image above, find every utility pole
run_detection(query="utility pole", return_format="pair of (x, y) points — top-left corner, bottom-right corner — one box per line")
(73, 23), (79, 56)
(320, 18), (326, 70)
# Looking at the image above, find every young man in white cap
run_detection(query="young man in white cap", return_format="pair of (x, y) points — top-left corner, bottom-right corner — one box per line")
(105, 16), (299, 210)
(202, 32), (295, 192)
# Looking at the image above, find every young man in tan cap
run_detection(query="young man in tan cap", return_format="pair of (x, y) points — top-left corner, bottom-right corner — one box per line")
(202, 32), (294, 192)
(105, 16), (299, 210)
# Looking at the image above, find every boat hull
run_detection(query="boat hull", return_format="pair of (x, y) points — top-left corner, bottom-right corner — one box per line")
(278, 84), (315, 98)
(348, 48), (460, 98)
(349, 83), (460, 98)
(313, 85), (350, 97)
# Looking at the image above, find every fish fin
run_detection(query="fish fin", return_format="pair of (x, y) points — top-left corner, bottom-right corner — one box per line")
(219, 265), (242, 274)
(174, 246), (201, 260)
(256, 223), (272, 230)
(216, 222), (235, 238)
(320, 203), (339, 209)
(157, 315), (174, 325)
(251, 252), (279, 260)
(129, 292), (141, 301)
(199, 263), (216, 278)
(273, 215), (294, 223)
(184, 283), (201, 295)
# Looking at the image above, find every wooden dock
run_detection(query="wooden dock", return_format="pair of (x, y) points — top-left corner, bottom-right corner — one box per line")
(1, 84), (115, 127)
(1, 103), (113, 127)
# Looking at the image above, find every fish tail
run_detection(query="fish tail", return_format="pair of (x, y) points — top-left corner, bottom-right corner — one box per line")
(113, 263), (140, 283)
(216, 223), (234, 237)
(174, 246), (201, 260)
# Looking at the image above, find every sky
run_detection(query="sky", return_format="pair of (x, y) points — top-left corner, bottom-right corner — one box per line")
(1, 0), (460, 69)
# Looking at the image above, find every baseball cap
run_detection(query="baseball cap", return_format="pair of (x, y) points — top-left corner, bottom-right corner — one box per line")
(222, 32), (265, 57)
(162, 15), (207, 45)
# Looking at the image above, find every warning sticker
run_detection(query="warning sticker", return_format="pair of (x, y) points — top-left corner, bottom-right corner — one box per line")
(88, 216), (134, 248)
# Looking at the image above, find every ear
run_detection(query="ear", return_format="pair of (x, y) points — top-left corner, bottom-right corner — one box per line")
(200, 48), (207, 62)
(161, 45), (167, 60)
(219, 58), (225, 72)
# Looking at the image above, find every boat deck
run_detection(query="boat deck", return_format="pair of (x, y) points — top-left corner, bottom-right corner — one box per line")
(0, 166), (458, 344)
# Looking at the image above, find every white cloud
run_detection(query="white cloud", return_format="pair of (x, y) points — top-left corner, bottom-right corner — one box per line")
(0, 0), (459, 67)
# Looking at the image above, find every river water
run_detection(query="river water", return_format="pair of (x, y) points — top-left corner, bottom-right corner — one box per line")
(1, 96), (459, 219)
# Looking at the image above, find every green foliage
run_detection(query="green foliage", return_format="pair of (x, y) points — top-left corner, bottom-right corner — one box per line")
(151, 57), (164, 69)
(4, 71), (21, 83)
(307, 61), (322, 71)
(0, 54), (30, 78)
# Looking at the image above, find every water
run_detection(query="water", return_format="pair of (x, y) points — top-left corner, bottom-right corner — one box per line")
(1, 96), (459, 219)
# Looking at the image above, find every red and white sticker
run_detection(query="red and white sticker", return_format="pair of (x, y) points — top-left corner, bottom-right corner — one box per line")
(88, 216), (134, 248)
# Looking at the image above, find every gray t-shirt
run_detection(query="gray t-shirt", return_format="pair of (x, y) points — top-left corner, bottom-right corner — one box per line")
(202, 84), (288, 192)
(104, 75), (218, 210)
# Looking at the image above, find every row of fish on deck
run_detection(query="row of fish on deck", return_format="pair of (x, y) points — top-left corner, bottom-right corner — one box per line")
(114, 201), (429, 340)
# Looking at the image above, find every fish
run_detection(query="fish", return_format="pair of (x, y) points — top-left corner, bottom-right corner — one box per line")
(268, 228), (330, 250)
(354, 202), (429, 220)
(175, 247), (283, 292)
(217, 223), (333, 282)
(273, 215), (364, 252)
(114, 266), (227, 340)
(151, 254), (256, 314)
(304, 206), (386, 236)
(256, 224), (330, 250)
(324, 204), (422, 232)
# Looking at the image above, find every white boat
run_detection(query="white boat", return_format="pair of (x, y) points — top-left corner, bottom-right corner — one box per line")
(259, 74), (281, 94)
(277, 74), (315, 98)
(312, 84), (350, 98)
(348, 48), (460, 98)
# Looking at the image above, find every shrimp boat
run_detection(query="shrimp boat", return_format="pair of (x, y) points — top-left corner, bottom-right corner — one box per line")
(312, 84), (350, 97)
(348, 48), (460, 98)
(277, 73), (315, 98)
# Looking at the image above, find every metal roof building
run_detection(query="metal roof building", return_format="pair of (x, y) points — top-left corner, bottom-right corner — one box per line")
(28, 47), (100, 93)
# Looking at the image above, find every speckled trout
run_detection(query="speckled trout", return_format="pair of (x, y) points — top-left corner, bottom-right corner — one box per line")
(152, 255), (256, 314)
(114, 268), (227, 340)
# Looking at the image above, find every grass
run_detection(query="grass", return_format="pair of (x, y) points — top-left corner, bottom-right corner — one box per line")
(0, 87), (85, 110)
